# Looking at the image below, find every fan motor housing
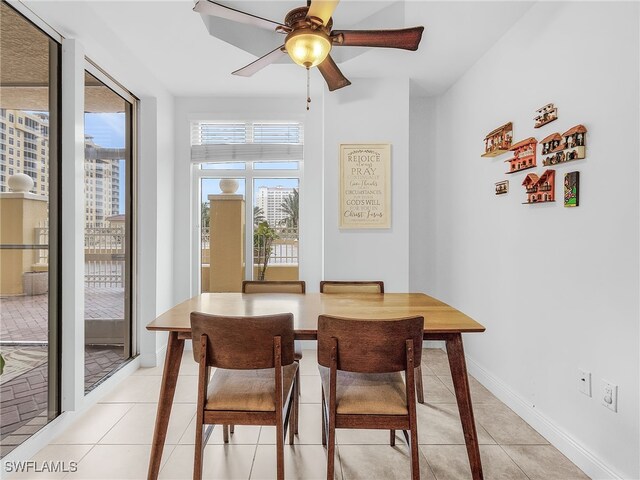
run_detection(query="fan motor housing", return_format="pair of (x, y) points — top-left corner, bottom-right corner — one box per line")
(285, 6), (333, 31)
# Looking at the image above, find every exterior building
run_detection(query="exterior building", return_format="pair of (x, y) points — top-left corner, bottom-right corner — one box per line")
(255, 185), (295, 226)
(84, 135), (123, 227)
(0, 109), (49, 195)
(0, 111), (122, 227)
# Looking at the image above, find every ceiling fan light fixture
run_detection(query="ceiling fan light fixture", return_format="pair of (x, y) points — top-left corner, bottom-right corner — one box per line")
(285, 29), (332, 68)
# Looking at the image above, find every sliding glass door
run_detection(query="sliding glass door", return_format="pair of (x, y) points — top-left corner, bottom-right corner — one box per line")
(83, 68), (135, 393)
(0, 1), (61, 457)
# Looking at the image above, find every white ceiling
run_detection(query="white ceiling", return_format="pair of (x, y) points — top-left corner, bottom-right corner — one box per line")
(25, 1), (534, 97)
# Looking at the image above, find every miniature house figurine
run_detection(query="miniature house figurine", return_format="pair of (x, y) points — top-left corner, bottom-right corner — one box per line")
(495, 180), (509, 195)
(505, 137), (537, 174)
(542, 124), (587, 166)
(522, 169), (555, 204)
(482, 122), (513, 157)
(522, 173), (539, 203)
(534, 103), (558, 128)
(541, 133), (562, 155)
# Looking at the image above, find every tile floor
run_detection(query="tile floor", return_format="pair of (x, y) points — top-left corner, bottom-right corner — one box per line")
(7, 349), (590, 480)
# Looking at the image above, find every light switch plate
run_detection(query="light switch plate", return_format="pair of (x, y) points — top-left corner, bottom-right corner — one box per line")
(601, 380), (618, 412)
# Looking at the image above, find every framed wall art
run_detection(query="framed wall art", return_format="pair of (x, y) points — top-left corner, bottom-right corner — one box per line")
(339, 144), (391, 228)
(564, 171), (580, 207)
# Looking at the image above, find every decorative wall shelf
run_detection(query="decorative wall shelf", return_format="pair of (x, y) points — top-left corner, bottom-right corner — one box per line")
(482, 122), (513, 157)
(495, 180), (509, 195)
(534, 103), (558, 128)
(505, 137), (537, 174)
(542, 124), (587, 166)
(522, 169), (555, 204)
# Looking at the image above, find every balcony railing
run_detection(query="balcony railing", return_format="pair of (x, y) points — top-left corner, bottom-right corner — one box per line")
(201, 226), (298, 266)
(34, 223), (126, 287)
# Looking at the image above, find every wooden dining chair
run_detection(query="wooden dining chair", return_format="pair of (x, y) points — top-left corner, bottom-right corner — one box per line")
(242, 280), (304, 435)
(319, 280), (425, 403)
(243, 280), (306, 294)
(317, 315), (424, 480)
(190, 312), (299, 480)
(319, 280), (385, 294)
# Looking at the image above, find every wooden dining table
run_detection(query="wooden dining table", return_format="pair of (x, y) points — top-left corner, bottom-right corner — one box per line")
(146, 292), (486, 480)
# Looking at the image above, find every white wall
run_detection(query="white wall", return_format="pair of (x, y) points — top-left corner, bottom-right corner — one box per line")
(419, 3), (639, 478)
(323, 78), (411, 291)
(409, 89), (437, 293)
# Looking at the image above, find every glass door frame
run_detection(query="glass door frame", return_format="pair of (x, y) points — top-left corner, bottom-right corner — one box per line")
(84, 59), (139, 363)
(0, 0), (63, 439)
(191, 162), (303, 293)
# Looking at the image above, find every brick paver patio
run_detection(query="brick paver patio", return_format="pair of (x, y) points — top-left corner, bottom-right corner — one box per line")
(0, 288), (130, 457)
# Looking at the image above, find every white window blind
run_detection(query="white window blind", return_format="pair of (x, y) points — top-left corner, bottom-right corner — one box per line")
(190, 122), (304, 163)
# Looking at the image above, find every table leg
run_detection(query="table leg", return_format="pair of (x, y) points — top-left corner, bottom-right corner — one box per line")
(148, 331), (185, 480)
(446, 333), (484, 480)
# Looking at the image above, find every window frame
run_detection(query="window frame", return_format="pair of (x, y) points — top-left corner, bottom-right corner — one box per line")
(191, 160), (303, 292)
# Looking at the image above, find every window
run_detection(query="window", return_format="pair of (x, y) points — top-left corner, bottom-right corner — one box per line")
(192, 121), (303, 291)
(8, 113), (14, 122)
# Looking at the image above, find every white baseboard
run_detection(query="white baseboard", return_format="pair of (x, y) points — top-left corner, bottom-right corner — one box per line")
(465, 355), (623, 480)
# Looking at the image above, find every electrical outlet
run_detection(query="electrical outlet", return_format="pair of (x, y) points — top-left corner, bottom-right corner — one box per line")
(601, 380), (618, 412)
(578, 369), (591, 397)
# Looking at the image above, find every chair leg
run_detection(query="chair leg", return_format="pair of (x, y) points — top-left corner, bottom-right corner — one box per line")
(193, 424), (205, 480)
(276, 415), (285, 480)
(416, 366), (425, 404)
(321, 389), (327, 447)
(296, 366), (301, 397)
(294, 379), (300, 435)
(223, 424), (229, 443)
(402, 430), (410, 445)
(390, 429), (396, 446)
(230, 425), (235, 434)
(410, 427), (420, 480)
(326, 413), (336, 480)
(289, 377), (297, 445)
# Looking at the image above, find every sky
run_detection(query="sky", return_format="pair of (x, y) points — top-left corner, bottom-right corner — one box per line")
(85, 112), (126, 214)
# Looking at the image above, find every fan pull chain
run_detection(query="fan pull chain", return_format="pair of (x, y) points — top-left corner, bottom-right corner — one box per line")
(306, 67), (311, 111)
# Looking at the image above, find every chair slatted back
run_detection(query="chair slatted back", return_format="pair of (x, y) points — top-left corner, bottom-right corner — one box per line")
(317, 315), (423, 373)
(320, 281), (384, 294)
(242, 281), (306, 294)
(191, 312), (294, 369)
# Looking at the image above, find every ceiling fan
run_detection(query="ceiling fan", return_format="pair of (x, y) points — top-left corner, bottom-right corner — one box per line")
(193, 0), (424, 92)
